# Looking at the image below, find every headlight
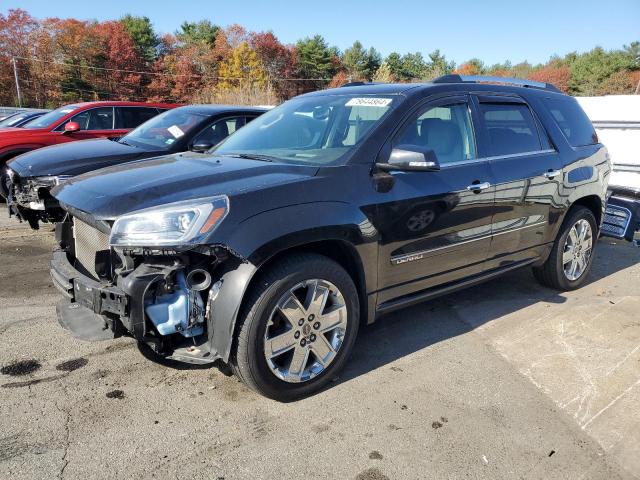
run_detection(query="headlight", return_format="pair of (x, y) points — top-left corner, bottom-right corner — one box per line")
(32, 175), (70, 187)
(109, 196), (229, 247)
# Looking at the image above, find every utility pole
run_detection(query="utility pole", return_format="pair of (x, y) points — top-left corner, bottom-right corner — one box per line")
(635, 79), (640, 95)
(12, 57), (22, 108)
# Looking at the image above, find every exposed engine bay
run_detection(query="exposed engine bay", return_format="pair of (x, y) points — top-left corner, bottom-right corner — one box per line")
(6, 170), (66, 229)
(52, 214), (240, 364)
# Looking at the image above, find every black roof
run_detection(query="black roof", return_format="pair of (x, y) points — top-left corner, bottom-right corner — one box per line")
(304, 76), (567, 99)
(172, 104), (270, 115)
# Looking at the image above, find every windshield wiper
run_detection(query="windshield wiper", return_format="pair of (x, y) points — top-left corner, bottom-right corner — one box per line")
(221, 153), (276, 162)
(117, 138), (137, 147)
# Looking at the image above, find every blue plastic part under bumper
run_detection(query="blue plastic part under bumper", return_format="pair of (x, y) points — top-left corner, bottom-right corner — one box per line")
(144, 270), (205, 337)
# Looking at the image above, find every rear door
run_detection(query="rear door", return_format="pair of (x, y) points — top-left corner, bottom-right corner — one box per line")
(473, 94), (563, 269)
(115, 107), (161, 134)
(375, 95), (496, 304)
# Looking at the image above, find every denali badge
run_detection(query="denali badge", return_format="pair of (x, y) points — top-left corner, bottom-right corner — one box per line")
(391, 253), (425, 265)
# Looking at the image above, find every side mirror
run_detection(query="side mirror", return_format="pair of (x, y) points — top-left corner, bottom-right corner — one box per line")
(63, 122), (81, 134)
(191, 141), (213, 153)
(377, 145), (440, 172)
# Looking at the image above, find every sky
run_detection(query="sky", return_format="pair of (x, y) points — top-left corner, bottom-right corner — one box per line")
(3, 0), (639, 66)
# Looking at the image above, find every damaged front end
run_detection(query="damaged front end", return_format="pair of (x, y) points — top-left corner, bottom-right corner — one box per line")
(6, 169), (67, 229)
(51, 196), (246, 364)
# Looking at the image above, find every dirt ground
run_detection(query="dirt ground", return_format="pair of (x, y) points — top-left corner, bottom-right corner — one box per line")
(1, 214), (639, 480)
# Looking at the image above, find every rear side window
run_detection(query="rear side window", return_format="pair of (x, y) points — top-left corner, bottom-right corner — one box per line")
(116, 107), (159, 129)
(544, 97), (597, 147)
(479, 102), (542, 156)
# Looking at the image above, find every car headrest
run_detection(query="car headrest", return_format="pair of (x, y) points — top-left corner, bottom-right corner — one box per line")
(424, 120), (463, 161)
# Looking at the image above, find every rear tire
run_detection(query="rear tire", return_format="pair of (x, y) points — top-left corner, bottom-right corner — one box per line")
(533, 206), (597, 290)
(230, 253), (359, 401)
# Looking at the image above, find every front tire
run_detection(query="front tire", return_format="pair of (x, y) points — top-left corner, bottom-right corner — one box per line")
(231, 253), (360, 401)
(533, 206), (597, 290)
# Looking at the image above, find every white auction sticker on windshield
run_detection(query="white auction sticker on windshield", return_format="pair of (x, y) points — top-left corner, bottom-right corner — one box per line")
(345, 97), (392, 107)
(167, 125), (185, 138)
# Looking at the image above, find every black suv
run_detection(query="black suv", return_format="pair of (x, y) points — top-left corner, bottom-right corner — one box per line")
(6, 105), (266, 229)
(50, 76), (609, 401)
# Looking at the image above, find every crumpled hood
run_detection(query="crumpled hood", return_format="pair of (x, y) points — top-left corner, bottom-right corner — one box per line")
(8, 138), (155, 177)
(52, 152), (320, 219)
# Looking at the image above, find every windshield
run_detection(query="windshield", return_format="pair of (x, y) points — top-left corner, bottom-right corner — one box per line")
(212, 94), (399, 165)
(22, 105), (79, 129)
(121, 109), (206, 149)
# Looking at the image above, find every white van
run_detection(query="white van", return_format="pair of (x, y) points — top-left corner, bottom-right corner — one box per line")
(577, 95), (640, 245)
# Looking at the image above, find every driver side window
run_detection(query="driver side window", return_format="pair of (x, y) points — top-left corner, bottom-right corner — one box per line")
(394, 102), (476, 165)
(63, 107), (114, 131)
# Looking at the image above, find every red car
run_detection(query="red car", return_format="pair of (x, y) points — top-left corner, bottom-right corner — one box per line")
(0, 101), (179, 171)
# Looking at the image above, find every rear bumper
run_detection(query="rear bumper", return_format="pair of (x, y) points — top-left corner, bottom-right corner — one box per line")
(602, 191), (640, 246)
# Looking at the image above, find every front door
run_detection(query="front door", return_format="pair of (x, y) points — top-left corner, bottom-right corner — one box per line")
(472, 95), (563, 269)
(63, 107), (119, 141)
(373, 95), (496, 304)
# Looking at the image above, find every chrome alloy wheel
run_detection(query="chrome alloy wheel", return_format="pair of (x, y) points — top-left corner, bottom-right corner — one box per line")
(563, 219), (593, 281)
(263, 279), (348, 383)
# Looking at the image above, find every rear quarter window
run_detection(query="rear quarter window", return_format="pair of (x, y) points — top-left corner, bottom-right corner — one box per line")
(544, 97), (597, 147)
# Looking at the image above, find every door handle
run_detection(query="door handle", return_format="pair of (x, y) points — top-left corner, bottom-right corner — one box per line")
(466, 181), (491, 192)
(543, 170), (562, 179)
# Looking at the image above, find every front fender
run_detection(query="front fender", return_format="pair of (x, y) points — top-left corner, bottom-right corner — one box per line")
(210, 201), (379, 361)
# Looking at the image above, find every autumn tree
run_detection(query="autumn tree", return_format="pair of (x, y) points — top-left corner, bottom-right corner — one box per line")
(568, 46), (636, 95)
(0, 9), (38, 105)
(146, 34), (202, 102)
(454, 58), (484, 76)
(94, 21), (145, 100)
(218, 42), (267, 88)
(529, 64), (571, 93)
(597, 70), (637, 95)
(249, 31), (297, 98)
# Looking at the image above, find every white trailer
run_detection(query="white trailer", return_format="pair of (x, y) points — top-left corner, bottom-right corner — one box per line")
(576, 95), (640, 245)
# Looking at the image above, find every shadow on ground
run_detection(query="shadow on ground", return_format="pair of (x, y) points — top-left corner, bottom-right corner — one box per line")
(339, 239), (639, 386)
(139, 239), (638, 396)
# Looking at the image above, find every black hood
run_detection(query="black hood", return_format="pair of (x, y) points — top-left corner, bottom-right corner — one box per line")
(8, 138), (162, 177)
(52, 152), (320, 219)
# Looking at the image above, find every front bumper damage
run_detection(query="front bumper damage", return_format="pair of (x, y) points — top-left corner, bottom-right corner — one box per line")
(50, 217), (247, 365)
(6, 170), (66, 229)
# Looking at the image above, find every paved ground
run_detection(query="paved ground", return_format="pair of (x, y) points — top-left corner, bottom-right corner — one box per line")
(0, 214), (639, 480)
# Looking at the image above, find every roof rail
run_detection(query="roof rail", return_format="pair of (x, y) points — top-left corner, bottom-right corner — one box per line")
(340, 81), (384, 87)
(432, 74), (560, 93)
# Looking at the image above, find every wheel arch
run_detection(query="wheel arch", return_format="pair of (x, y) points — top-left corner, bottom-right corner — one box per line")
(570, 195), (603, 226)
(211, 235), (373, 364)
(249, 238), (369, 322)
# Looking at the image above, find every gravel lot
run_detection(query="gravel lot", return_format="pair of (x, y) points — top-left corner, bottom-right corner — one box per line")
(1, 214), (639, 480)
